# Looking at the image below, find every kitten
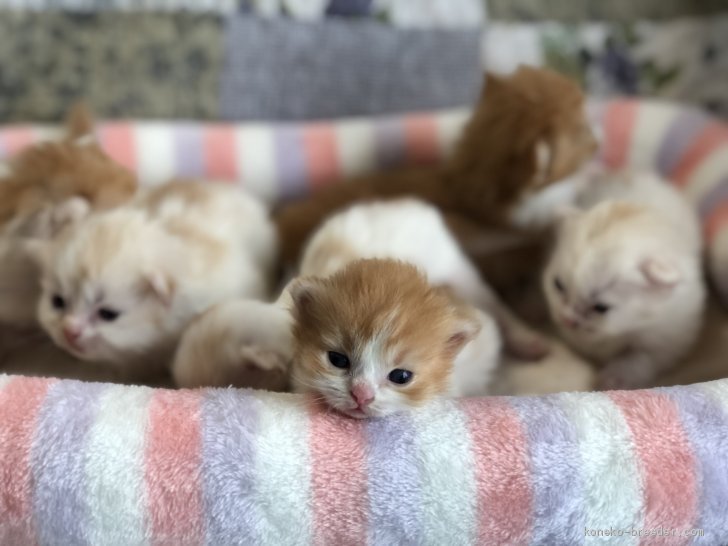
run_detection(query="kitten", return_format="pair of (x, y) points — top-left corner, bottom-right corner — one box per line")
(290, 258), (500, 418)
(34, 181), (277, 380)
(543, 170), (705, 389)
(275, 66), (596, 267)
(0, 103), (136, 231)
(172, 290), (293, 391)
(298, 198), (547, 360)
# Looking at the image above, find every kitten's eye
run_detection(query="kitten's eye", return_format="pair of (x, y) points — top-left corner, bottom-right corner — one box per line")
(51, 294), (66, 311)
(554, 277), (565, 293)
(388, 369), (413, 385)
(592, 303), (610, 314)
(327, 351), (350, 369)
(97, 308), (121, 322)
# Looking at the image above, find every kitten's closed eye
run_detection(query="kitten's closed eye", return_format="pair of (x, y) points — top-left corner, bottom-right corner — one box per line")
(554, 277), (565, 294)
(388, 369), (413, 385)
(98, 307), (121, 322)
(51, 294), (66, 311)
(592, 303), (610, 314)
(327, 351), (350, 369)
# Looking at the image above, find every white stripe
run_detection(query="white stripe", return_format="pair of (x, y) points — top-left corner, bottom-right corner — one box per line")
(237, 125), (278, 204)
(682, 145), (728, 205)
(627, 101), (681, 171)
(333, 118), (377, 179)
(135, 123), (176, 187)
(698, 379), (728, 408)
(0, 375), (14, 391)
(84, 385), (153, 546)
(412, 400), (477, 546)
(434, 110), (469, 159)
(253, 391), (313, 546)
(558, 392), (643, 546)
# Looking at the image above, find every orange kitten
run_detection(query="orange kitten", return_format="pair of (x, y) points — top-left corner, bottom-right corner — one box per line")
(0, 103), (136, 231)
(289, 259), (495, 418)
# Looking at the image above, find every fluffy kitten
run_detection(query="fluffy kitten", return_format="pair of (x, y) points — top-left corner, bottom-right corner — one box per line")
(275, 66), (596, 267)
(172, 290), (293, 391)
(0, 103), (136, 231)
(290, 259), (500, 418)
(34, 181), (277, 379)
(298, 198), (547, 360)
(543, 170), (705, 389)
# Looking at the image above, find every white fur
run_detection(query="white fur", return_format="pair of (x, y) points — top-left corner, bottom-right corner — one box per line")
(543, 170), (706, 389)
(172, 290), (293, 390)
(36, 182), (277, 376)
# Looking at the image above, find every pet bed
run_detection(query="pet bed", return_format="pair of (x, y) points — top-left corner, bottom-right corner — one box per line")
(1, 98), (728, 544)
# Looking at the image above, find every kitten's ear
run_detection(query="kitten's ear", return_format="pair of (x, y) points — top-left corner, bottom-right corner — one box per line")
(144, 272), (176, 305)
(22, 239), (52, 268)
(445, 308), (482, 359)
(64, 102), (97, 144)
(534, 139), (552, 183)
(287, 276), (319, 317)
(640, 257), (681, 287)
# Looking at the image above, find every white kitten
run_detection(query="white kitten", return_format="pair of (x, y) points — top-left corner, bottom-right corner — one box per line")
(299, 198), (547, 360)
(35, 181), (277, 379)
(543, 170), (705, 389)
(172, 288), (293, 391)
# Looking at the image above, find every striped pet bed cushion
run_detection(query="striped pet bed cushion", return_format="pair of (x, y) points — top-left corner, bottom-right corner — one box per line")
(0, 374), (722, 544)
(1, 98), (727, 299)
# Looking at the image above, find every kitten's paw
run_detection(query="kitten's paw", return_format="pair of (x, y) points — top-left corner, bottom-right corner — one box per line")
(596, 358), (657, 391)
(235, 345), (289, 391)
(505, 327), (550, 361)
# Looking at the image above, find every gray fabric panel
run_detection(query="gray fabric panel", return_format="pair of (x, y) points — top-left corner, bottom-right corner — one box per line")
(219, 16), (482, 121)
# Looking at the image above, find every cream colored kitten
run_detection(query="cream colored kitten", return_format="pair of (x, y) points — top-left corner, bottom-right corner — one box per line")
(172, 288), (293, 391)
(543, 170), (705, 389)
(290, 258), (499, 418)
(34, 181), (277, 379)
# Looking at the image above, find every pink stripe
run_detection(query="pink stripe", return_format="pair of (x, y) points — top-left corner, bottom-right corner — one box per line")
(145, 390), (204, 546)
(672, 124), (728, 187)
(1, 127), (36, 157)
(609, 391), (698, 545)
(461, 398), (532, 544)
(204, 125), (238, 181)
(99, 123), (137, 172)
(404, 114), (439, 166)
(309, 401), (368, 545)
(302, 123), (340, 190)
(705, 201), (728, 242)
(601, 100), (639, 169)
(0, 377), (55, 545)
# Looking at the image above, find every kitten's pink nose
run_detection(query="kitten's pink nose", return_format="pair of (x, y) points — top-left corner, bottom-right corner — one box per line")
(561, 314), (579, 329)
(63, 325), (82, 345)
(350, 385), (375, 408)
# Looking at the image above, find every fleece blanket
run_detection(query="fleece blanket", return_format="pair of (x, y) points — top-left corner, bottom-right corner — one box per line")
(0, 98), (727, 299)
(0, 374), (724, 545)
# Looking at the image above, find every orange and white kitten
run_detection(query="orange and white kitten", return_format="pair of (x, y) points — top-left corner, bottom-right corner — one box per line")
(543, 170), (705, 389)
(0, 103), (136, 231)
(289, 259), (499, 418)
(34, 181), (277, 379)
(299, 198), (546, 360)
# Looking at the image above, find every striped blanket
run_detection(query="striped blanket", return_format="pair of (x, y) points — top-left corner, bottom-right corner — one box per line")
(0, 98), (726, 299)
(0, 374), (724, 545)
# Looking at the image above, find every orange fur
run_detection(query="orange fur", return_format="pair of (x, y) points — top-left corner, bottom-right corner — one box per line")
(0, 104), (136, 229)
(291, 259), (479, 409)
(275, 66), (596, 266)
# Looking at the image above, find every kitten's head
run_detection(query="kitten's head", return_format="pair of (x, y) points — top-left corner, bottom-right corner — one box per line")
(34, 210), (179, 365)
(0, 103), (136, 228)
(543, 202), (684, 341)
(289, 259), (480, 419)
(449, 66), (597, 220)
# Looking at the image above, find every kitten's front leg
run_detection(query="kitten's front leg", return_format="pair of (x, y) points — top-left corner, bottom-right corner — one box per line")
(597, 351), (660, 391)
